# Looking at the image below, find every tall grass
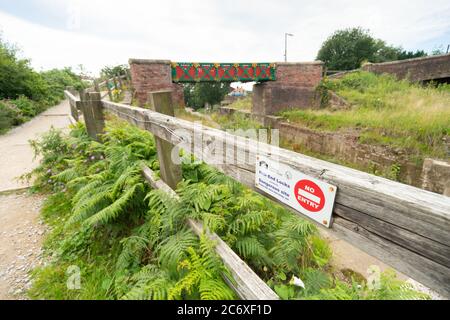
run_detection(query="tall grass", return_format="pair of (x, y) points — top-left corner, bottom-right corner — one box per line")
(281, 72), (450, 159)
(226, 96), (252, 111)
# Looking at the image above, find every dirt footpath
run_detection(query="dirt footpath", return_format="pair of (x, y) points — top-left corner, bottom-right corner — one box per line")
(0, 100), (71, 299)
(0, 191), (46, 300)
(0, 100), (71, 192)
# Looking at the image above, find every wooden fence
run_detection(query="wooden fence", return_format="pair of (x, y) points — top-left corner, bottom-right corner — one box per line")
(64, 88), (450, 298)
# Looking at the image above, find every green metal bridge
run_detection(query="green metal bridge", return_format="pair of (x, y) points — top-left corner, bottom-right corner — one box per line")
(171, 62), (276, 82)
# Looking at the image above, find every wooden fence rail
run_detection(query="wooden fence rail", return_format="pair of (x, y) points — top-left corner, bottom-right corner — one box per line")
(64, 89), (450, 298)
(141, 165), (279, 300)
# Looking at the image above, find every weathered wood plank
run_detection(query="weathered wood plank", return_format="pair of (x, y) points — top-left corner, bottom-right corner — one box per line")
(147, 91), (182, 190)
(102, 100), (450, 297)
(141, 165), (279, 300)
(88, 92), (105, 141)
(79, 90), (98, 139)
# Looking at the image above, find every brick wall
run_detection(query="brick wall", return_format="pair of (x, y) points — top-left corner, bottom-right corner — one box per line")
(362, 54), (450, 82)
(129, 59), (185, 107)
(274, 62), (324, 86)
(252, 61), (324, 115)
(252, 84), (319, 115)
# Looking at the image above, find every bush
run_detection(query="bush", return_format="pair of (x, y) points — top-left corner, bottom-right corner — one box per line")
(0, 36), (85, 133)
(40, 68), (85, 105)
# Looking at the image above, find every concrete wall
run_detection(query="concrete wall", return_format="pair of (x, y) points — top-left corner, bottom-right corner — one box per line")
(362, 54), (450, 83)
(129, 59), (185, 107)
(422, 159), (450, 195)
(252, 61), (324, 116)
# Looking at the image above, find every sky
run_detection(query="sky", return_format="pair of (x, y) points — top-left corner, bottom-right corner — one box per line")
(0, 0), (449, 76)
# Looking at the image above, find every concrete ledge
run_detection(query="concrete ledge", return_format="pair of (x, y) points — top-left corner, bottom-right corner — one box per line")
(128, 58), (171, 65)
(363, 53), (450, 67)
(276, 61), (324, 66)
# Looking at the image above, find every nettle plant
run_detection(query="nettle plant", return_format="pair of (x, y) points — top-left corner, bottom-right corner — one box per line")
(27, 121), (427, 300)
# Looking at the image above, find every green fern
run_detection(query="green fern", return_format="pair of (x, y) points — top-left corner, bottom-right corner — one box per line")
(84, 183), (144, 227)
(169, 235), (235, 300)
(121, 265), (174, 300)
(157, 229), (198, 275)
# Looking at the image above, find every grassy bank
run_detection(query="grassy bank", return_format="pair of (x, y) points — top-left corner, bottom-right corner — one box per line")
(280, 71), (450, 160)
(26, 121), (427, 300)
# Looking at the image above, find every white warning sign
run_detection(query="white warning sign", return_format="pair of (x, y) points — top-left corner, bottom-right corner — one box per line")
(255, 155), (337, 228)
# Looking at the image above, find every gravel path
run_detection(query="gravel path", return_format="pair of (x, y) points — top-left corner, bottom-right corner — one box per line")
(0, 100), (71, 192)
(0, 191), (46, 299)
(0, 100), (71, 299)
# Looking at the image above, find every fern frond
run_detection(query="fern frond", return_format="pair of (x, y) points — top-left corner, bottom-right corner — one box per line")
(228, 210), (266, 235)
(67, 186), (112, 225)
(84, 183), (144, 227)
(157, 229), (198, 274)
(121, 265), (174, 300)
(234, 236), (267, 259)
(116, 236), (150, 272)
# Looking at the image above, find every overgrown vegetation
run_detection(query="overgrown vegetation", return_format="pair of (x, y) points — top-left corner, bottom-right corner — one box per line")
(0, 36), (85, 133)
(317, 27), (427, 70)
(281, 71), (450, 160)
(183, 82), (230, 110)
(26, 120), (427, 300)
(225, 96), (252, 111)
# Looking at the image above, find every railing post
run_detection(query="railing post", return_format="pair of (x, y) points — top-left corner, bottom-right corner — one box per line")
(117, 74), (123, 89)
(79, 89), (96, 138)
(106, 80), (113, 100)
(112, 77), (118, 90)
(88, 92), (105, 141)
(147, 90), (182, 189)
(94, 80), (100, 92)
(79, 90), (104, 141)
(66, 86), (79, 121)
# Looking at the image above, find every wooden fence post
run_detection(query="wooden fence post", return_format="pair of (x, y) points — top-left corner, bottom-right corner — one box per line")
(88, 92), (105, 141)
(94, 80), (100, 92)
(66, 86), (79, 121)
(117, 74), (123, 89)
(147, 90), (182, 189)
(112, 77), (118, 91)
(79, 89), (96, 138)
(79, 90), (104, 141)
(106, 80), (113, 100)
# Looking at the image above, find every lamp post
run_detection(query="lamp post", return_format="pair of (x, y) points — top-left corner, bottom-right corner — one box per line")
(284, 33), (294, 62)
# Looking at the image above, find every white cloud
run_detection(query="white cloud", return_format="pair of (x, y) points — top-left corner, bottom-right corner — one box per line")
(0, 0), (449, 75)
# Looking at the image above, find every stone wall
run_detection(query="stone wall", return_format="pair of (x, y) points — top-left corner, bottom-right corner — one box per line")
(422, 159), (450, 195)
(362, 54), (450, 83)
(129, 59), (185, 107)
(277, 122), (424, 188)
(252, 61), (324, 116)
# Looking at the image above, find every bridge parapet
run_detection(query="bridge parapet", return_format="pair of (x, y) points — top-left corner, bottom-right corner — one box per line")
(362, 54), (450, 83)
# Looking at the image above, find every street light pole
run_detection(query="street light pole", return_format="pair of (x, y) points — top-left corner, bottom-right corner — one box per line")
(284, 33), (294, 62)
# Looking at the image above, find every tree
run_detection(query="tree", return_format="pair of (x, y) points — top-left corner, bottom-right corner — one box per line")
(183, 82), (230, 109)
(100, 64), (129, 79)
(317, 27), (427, 70)
(0, 36), (48, 100)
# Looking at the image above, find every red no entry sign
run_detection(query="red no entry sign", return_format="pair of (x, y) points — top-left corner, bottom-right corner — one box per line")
(255, 155), (337, 228)
(294, 179), (325, 212)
